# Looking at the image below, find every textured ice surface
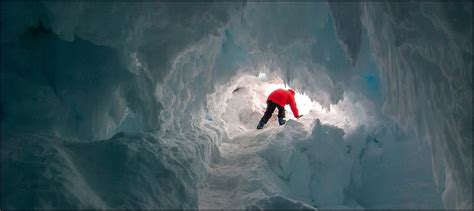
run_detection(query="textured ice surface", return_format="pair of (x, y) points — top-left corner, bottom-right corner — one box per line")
(356, 2), (471, 208)
(1, 1), (470, 209)
(201, 87), (442, 208)
(2, 131), (207, 208)
(328, 2), (362, 67)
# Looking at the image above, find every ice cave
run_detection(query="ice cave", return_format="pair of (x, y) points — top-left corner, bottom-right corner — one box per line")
(1, 1), (472, 209)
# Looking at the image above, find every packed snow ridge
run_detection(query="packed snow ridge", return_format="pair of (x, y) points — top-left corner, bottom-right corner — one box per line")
(1, 1), (471, 209)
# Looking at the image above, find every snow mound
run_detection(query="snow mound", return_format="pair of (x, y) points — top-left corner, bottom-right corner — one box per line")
(2, 131), (207, 208)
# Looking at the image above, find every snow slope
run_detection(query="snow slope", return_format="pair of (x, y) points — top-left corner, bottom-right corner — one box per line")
(199, 75), (442, 209)
(199, 118), (442, 209)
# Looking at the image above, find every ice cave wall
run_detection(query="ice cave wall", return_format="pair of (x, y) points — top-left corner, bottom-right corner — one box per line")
(329, 2), (472, 208)
(2, 2), (245, 140)
(2, 2), (242, 208)
(1, 1), (472, 209)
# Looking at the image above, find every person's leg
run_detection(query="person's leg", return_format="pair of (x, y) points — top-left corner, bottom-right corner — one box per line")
(277, 105), (286, 125)
(262, 102), (277, 124)
(277, 105), (285, 119)
(257, 101), (277, 129)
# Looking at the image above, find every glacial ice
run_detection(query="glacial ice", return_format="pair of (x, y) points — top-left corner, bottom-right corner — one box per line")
(1, 1), (471, 209)
(358, 2), (472, 208)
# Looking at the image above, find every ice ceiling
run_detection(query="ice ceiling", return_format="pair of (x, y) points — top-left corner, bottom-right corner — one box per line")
(1, 1), (472, 209)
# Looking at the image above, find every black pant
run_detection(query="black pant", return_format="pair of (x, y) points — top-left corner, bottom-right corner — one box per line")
(260, 100), (285, 124)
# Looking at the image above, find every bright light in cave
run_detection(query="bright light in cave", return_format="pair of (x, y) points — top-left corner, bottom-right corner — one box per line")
(259, 73), (314, 118)
(211, 72), (355, 136)
(252, 72), (359, 133)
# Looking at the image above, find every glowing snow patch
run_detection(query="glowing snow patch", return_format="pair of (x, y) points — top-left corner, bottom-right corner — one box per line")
(208, 72), (364, 137)
(257, 72), (267, 80)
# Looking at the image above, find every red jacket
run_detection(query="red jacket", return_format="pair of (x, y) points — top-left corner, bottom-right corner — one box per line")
(267, 89), (299, 117)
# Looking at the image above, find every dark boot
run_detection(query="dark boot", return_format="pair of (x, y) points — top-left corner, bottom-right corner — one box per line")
(257, 119), (265, 129)
(278, 117), (286, 126)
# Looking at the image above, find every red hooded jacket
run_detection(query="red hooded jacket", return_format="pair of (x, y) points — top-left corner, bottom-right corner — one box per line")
(267, 89), (299, 117)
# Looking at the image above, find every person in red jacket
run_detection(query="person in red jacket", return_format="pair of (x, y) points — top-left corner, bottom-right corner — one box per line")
(257, 88), (303, 129)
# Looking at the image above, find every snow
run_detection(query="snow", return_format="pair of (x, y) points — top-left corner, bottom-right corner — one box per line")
(201, 76), (442, 208)
(3, 131), (204, 208)
(1, 1), (470, 209)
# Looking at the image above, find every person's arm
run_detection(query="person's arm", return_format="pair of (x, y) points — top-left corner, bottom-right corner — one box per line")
(288, 96), (299, 118)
